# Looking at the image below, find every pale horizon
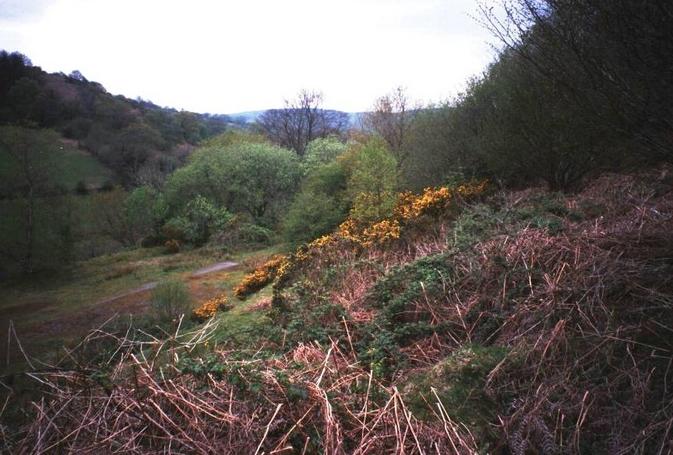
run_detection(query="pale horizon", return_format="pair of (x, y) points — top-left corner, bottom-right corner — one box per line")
(0, 0), (500, 114)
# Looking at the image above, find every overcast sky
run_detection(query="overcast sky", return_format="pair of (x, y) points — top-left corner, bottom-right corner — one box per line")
(0, 0), (499, 114)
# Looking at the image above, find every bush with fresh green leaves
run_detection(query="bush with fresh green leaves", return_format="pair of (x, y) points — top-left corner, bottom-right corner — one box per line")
(163, 195), (232, 245)
(302, 137), (347, 174)
(283, 160), (350, 244)
(348, 138), (398, 223)
(124, 185), (168, 242)
(213, 217), (275, 247)
(164, 142), (301, 226)
(283, 191), (347, 244)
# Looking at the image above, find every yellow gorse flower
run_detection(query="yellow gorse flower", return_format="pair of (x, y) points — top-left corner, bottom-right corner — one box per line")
(309, 235), (335, 249)
(393, 181), (488, 221)
(234, 180), (488, 298)
(193, 293), (229, 321)
(234, 254), (289, 298)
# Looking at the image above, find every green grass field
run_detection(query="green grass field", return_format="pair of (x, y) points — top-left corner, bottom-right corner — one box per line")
(56, 142), (113, 189)
(0, 136), (113, 192)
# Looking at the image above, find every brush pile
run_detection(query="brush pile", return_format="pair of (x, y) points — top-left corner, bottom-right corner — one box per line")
(3, 169), (673, 453)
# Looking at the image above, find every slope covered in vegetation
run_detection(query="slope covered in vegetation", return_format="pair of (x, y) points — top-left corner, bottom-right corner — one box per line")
(5, 167), (672, 453)
(0, 50), (230, 187)
(2, 1), (672, 453)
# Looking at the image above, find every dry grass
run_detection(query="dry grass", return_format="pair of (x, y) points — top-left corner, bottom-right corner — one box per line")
(4, 322), (478, 454)
(4, 168), (673, 453)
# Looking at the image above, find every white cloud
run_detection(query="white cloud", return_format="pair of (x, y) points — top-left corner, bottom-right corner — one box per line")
(1, 0), (499, 112)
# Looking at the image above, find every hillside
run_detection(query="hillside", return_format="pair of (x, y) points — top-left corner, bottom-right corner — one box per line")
(5, 167), (672, 453)
(1, 1), (672, 453)
(0, 136), (112, 193)
(0, 50), (231, 187)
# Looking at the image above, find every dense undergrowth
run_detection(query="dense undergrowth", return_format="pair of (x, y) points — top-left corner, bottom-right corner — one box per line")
(3, 168), (673, 454)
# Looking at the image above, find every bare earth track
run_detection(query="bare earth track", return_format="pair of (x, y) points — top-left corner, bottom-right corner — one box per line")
(97, 261), (239, 305)
(3, 260), (240, 366)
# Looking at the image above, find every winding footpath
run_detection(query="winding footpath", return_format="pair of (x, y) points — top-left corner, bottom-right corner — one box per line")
(97, 261), (239, 305)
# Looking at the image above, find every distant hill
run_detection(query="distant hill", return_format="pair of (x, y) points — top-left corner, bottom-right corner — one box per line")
(228, 110), (265, 124)
(229, 109), (366, 128)
(0, 50), (232, 187)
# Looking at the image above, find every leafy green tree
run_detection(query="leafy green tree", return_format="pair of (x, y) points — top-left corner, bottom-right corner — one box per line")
(464, 51), (606, 190)
(89, 187), (133, 246)
(5, 77), (41, 123)
(348, 139), (398, 223)
(124, 186), (168, 242)
(402, 100), (488, 190)
(484, 0), (673, 163)
(177, 111), (206, 144)
(90, 186), (167, 247)
(113, 123), (166, 185)
(302, 137), (347, 174)
(165, 142), (301, 226)
(283, 161), (350, 243)
(164, 196), (232, 245)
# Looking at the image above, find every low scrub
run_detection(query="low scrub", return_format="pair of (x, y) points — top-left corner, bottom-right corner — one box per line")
(6, 168), (673, 453)
(150, 279), (192, 325)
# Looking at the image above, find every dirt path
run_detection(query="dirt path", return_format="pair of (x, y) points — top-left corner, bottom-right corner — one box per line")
(97, 261), (239, 305)
(191, 260), (238, 277)
(97, 281), (159, 305)
(3, 260), (243, 368)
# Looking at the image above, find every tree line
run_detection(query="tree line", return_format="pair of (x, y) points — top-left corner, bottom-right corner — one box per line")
(398, 0), (673, 191)
(2, 0), (671, 275)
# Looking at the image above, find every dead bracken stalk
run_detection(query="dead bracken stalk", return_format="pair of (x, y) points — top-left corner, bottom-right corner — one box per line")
(3, 168), (673, 453)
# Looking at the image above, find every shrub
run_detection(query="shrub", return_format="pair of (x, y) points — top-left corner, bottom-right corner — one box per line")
(163, 196), (232, 246)
(150, 280), (192, 325)
(234, 255), (289, 299)
(235, 223), (274, 244)
(192, 293), (230, 322)
(213, 218), (274, 248)
(283, 191), (347, 244)
(283, 160), (350, 244)
(124, 186), (167, 242)
(348, 138), (398, 223)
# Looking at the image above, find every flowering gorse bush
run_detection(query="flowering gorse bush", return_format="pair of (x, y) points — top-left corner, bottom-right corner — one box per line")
(335, 218), (401, 247)
(334, 180), (488, 249)
(394, 181), (488, 220)
(192, 293), (230, 321)
(234, 181), (488, 299)
(234, 255), (289, 299)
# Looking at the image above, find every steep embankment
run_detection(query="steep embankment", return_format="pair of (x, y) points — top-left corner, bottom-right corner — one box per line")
(5, 169), (673, 454)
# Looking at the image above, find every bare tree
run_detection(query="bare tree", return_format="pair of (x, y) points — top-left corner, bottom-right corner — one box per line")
(257, 90), (349, 156)
(362, 87), (417, 168)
